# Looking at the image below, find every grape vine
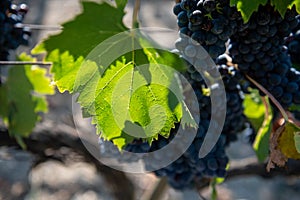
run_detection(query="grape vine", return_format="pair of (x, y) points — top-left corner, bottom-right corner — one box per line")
(1, 0), (300, 198)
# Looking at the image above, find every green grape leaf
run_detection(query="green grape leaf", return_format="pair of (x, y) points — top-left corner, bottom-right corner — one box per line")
(5, 67), (39, 138)
(243, 90), (272, 162)
(32, 2), (128, 59)
(93, 57), (183, 148)
(253, 111), (272, 163)
(140, 47), (196, 128)
(18, 53), (55, 95)
(0, 54), (54, 145)
(31, 1), (194, 149)
(48, 50), (84, 93)
(32, 1), (142, 94)
(230, 0), (268, 23)
(32, 96), (48, 113)
(243, 89), (265, 132)
(115, 0), (128, 10)
(69, 33), (149, 118)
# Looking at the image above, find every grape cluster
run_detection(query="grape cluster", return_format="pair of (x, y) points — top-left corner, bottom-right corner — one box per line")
(228, 4), (300, 108)
(285, 15), (300, 65)
(0, 0), (31, 61)
(174, 0), (243, 60)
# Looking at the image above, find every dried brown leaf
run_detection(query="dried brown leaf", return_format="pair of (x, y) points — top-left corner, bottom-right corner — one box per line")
(267, 125), (288, 172)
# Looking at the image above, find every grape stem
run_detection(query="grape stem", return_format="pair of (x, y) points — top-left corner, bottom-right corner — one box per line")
(132, 0), (141, 29)
(0, 61), (52, 66)
(245, 75), (289, 121)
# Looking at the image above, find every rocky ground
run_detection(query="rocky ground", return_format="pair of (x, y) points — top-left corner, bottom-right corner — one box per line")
(1, 0), (300, 200)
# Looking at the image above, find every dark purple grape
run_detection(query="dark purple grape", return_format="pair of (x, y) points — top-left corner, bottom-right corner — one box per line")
(0, 0), (31, 60)
(189, 10), (204, 25)
(203, 0), (217, 12)
(18, 4), (29, 14)
(173, 3), (183, 15)
(178, 11), (188, 24)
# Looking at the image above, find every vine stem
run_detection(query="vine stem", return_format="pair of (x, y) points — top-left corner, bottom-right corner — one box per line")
(14, 24), (62, 30)
(132, 0), (141, 29)
(245, 74), (289, 122)
(0, 61), (52, 66)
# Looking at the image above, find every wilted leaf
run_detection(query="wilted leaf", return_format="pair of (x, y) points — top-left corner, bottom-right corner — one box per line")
(267, 121), (300, 171)
(278, 122), (300, 159)
(267, 125), (288, 171)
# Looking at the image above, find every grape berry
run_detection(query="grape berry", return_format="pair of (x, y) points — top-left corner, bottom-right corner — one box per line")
(285, 15), (300, 65)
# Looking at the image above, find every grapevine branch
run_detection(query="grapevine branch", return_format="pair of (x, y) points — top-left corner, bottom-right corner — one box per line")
(227, 158), (300, 178)
(0, 122), (134, 200)
(245, 75), (289, 121)
(196, 157), (300, 190)
(2, 123), (300, 193)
